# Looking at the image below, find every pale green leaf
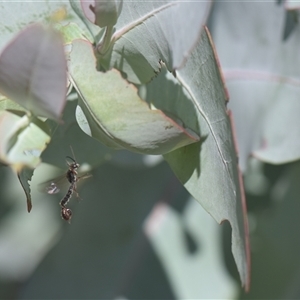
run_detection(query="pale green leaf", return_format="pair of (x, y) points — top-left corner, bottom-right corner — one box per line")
(42, 100), (112, 169)
(0, 24), (67, 120)
(17, 167), (34, 212)
(55, 22), (88, 45)
(159, 28), (250, 290)
(228, 78), (300, 166)
(0, 1), (95, 51)
(82, 0), (123, 28)
(69, 39), (199, 155)
(97, 0), (212, 83)
(0, 94), (25, 112)
(211, 2), (300, 170)
(0, 110), (50, 170)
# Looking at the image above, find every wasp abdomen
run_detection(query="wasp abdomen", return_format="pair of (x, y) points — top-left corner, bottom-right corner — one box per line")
(61, 207), (72, 222)
(60, 183), (75, 208)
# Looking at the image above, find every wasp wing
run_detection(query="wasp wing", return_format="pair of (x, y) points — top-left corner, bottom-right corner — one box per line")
(38, 173), (68, 195)
(39, 172), (92, 195)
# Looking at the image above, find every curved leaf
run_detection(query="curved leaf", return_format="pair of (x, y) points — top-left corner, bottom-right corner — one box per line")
(0, 24), (67, 120)
(96, 1), (212, 83)
(211, 2), (300, 170)
(69, 39), (199, 155)
(158, 28), (250, 290)
(55, 22), (88, 45)
(18, 167), (34, 212)
(0, 109), (50, 211)
(42, 100), (112, 170)
(0, 94), (25, 112)
(0, 1), (95, 52)
(144, 199), (238, 298)
(0, 111), (50, 170)
(83, 0), (123, 27)
(227, 76), (300, 166)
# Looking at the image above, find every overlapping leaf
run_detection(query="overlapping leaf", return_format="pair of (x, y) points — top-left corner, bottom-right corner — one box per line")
(69, 40), (199, 155)
(211, 2), (300, 171)
(146, 28), (250, 289)
(0, 1), (96, 52)
(0, 111), (50, 170)
(90, 0), (212, 83)
(227, 78), (300, 166)
(0, 24), (66, 120)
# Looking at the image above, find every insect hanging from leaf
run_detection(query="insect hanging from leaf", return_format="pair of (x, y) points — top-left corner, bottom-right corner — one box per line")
(59, 155), (80, 222)
(40, 149), (91, 223)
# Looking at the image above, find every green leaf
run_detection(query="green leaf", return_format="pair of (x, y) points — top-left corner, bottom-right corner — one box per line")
(227, 78), (300, 167)
(96, 1), (212, 83)
(0, 94), (26, 112)
(0, 24), (67, 120)
(211, 3), (300, 170)
(0, 110), (50, 171)
(55, 22), (88, 45)
(69, 0), (100, 41)
(17, 167), (34, 212)
(144, 199), (238, 298)
(0, 1), (95, 51)
(42, 99), (112, 169)
(69, 39), (199, 155)
(159, 28), (250, 290)
(83, 0), (123, 28)
(0, 109), (50, 210)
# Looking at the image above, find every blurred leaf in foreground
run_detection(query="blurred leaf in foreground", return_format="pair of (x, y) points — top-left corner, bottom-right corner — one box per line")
(0, 24), (67, 121)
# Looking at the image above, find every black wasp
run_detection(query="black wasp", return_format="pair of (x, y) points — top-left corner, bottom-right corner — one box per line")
(42, 152), (89, 223)
(59, 156), (80, 222)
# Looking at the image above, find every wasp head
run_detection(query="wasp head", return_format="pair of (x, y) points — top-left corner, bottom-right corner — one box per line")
(66, 156), (80, 170)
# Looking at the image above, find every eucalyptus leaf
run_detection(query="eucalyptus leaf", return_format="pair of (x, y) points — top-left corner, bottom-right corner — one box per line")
(211, 2), (300, 77)
(0, 94), (25, 112)
(0, 0), (94, 51)
(42, 100), (112, 170)
(55, 22), (89, 45)
(84, 0), (123, 27)
(0, 110), (50, 171)
(69, 39), (199, 155)
(0, 24), (67, 120)
(95, 0), (212, 83)
(17, 167), (34, 212)
(227, 78), (300, 166)
(161, 28), (250, 290)
(211, 2), (300, 170)
(69, 0), (100, 41)
(0, 109), (50, 210)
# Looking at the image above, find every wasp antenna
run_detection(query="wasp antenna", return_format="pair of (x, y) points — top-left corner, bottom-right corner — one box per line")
(69, 145), (77, 161)
(66, 155), (76, 163)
